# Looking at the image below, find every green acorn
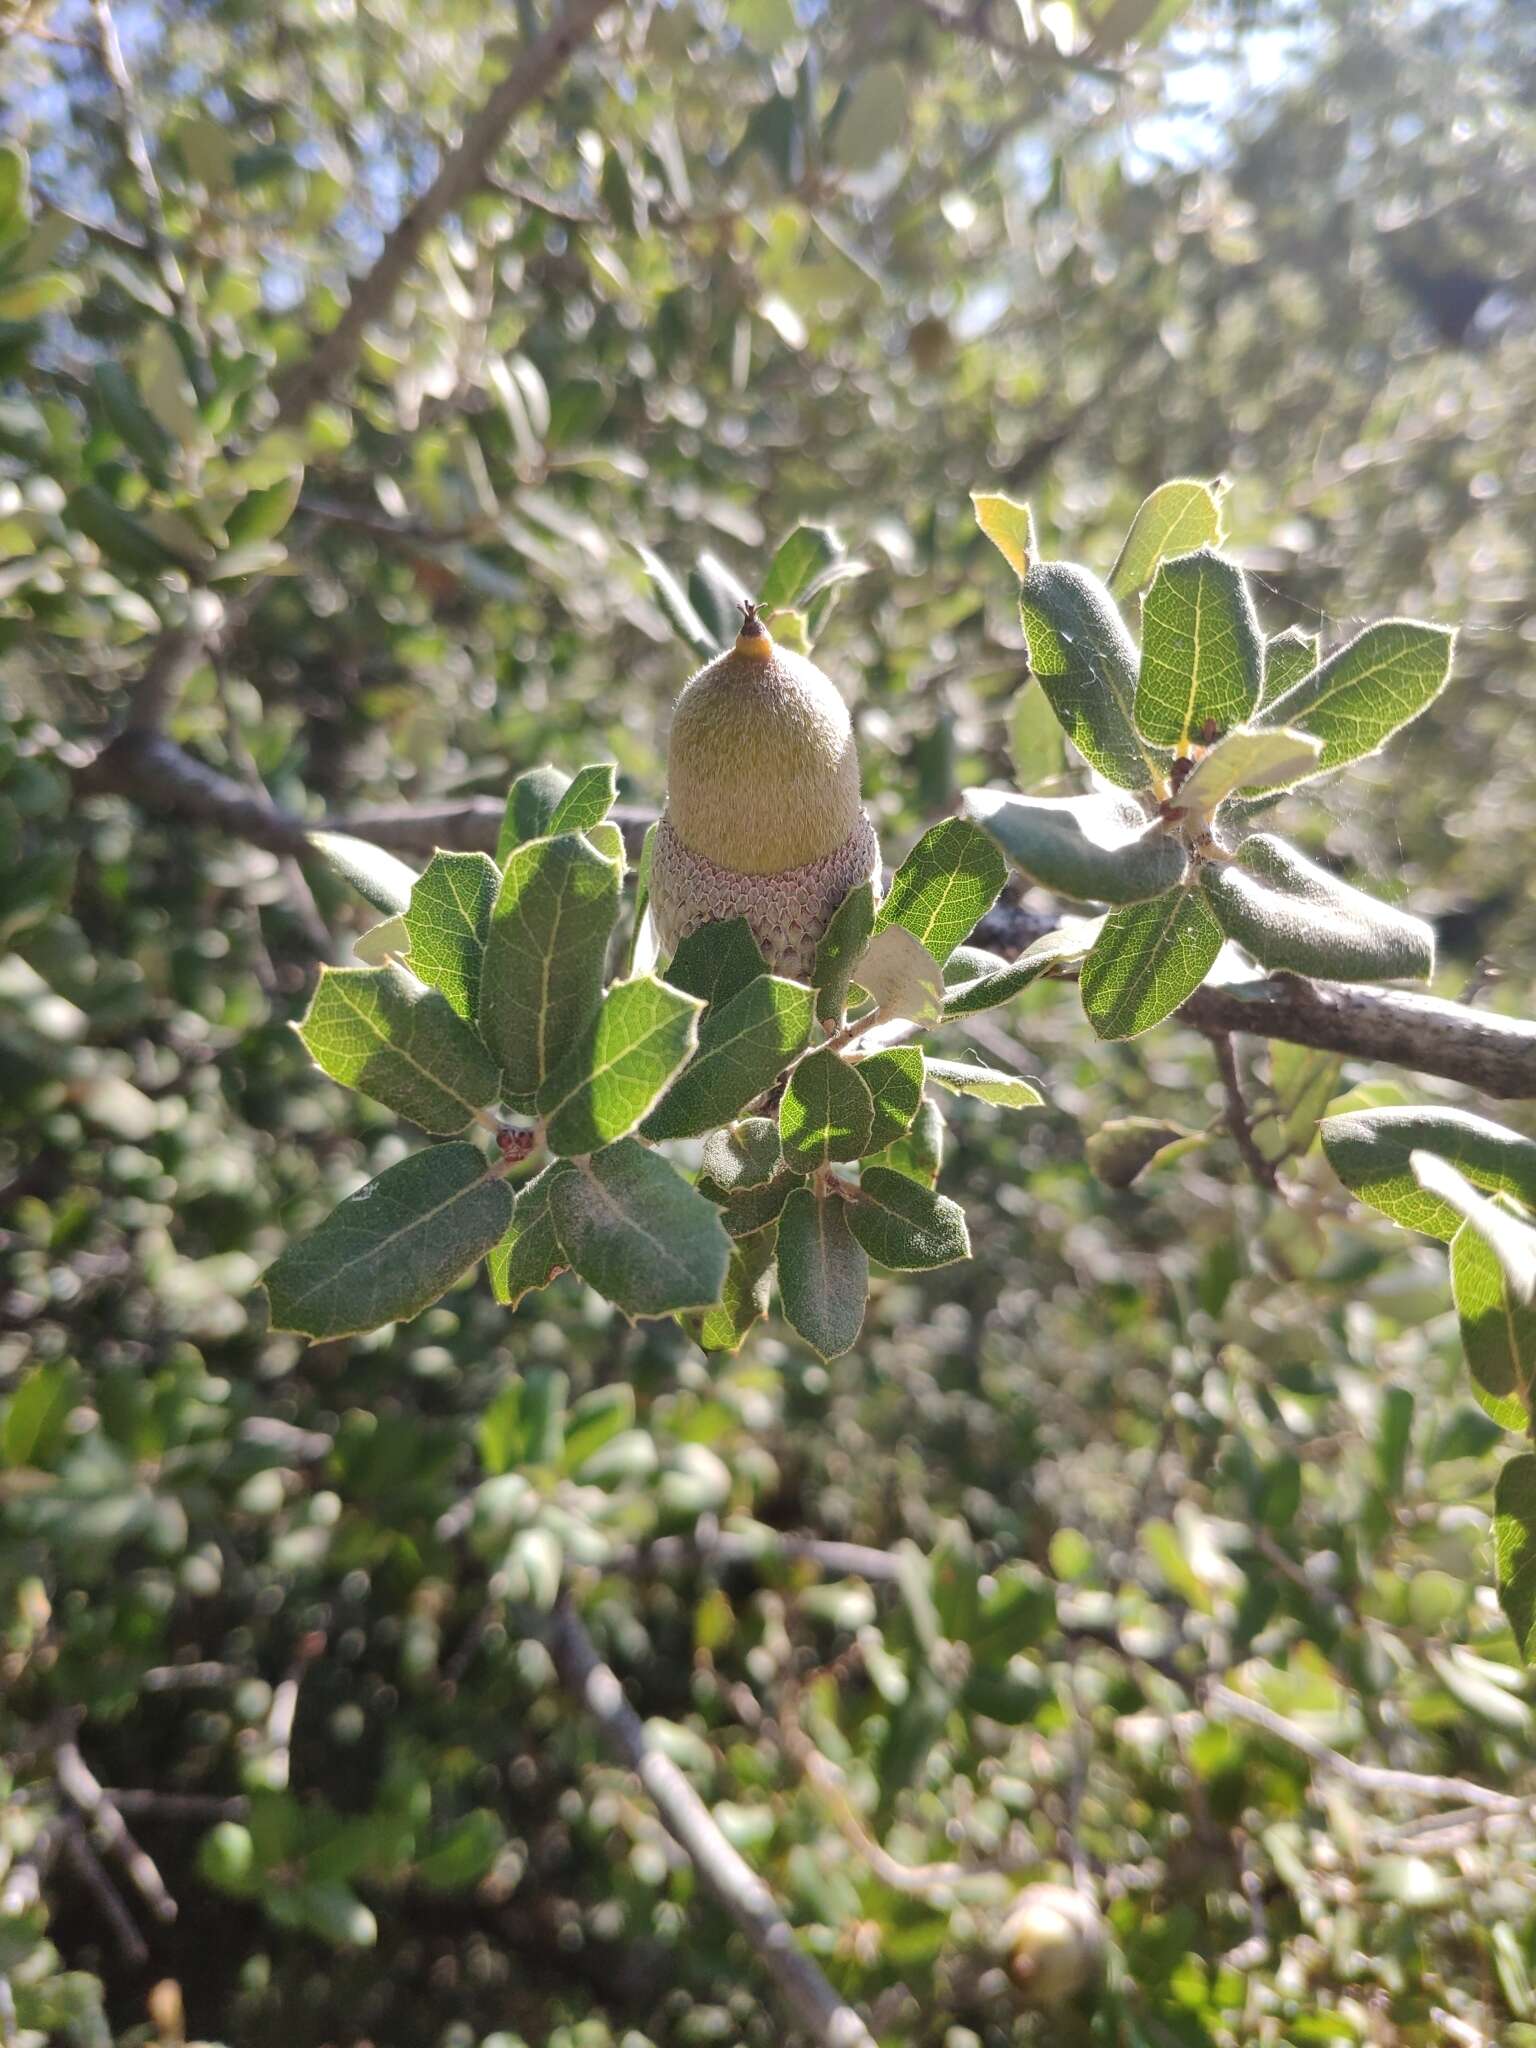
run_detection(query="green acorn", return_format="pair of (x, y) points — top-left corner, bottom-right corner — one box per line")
(999, 1883), (1108, 2008)
(650, 602), (880, 980)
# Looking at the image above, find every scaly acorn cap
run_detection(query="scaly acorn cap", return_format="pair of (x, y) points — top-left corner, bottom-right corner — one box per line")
(651, 603), (881, 980)
(665, 603), (864, 875)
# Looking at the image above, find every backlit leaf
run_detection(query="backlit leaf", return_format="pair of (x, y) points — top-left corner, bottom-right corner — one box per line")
(641, 974), (816, 1140)
(1257, 619), (1456, 776)
(874, 818), (1007, 965)
(780, 1047), (875, 1171)
(1135, 548), (1263, 748)
(1107, 478), (1225, 602)
(403, 851), (498, 1020)
(1320, 1107), (1536, 1241)
(537, 975), (702, 1155)
(1017, 561), (1167, 791)
(479, 833), (621, 1098)
(1079, 887), (1223, 1039)
(297, 964), (501, 1133)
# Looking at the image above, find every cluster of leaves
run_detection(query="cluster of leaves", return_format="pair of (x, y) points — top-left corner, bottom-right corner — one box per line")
(968, 481), (1455, 1037)
(271, 732), (1053, 1362)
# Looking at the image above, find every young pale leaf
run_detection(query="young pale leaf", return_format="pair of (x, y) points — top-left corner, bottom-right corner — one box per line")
(813, 880), (876, 1027)
(925, 1057), (1043, 1109)
(1080, 887), (1223, 1040)
(548, 763), (618, 837)
(1107, 478), (1225, 603)
(1200, 835), (1434, 982)
(635, 542), (716, 658)
(1135, 548), (1263, 748)
(867, 1095), (945, 1186)
(758, 522), (841, 610)
(479, 833), (621, 1098)
(1492, 1455), (1536, 1663)
(537, 975), (703, 1156)
(353, 914), (409, 966)
(264, 1143), (513, 1341)
(403, 851), (498, 1021)
(1164, 728), (1322, 823)
(1451, 1219), (1536, 1431)
(855, 1047), (925, 1151)
(855, 924), (945, 1025)
(641, 974), (816, 1141)
(665, 916), (767, 1011)
(1319, 1107), (1536, 1241)
(308, 831), (418, 917)
(777, 1188), (868, 1361)
(874, 818), (1007, 965)
(586, 820), (625, 870)
(1257, 618), (1456, 776)
(487, 1164), (570, 1309)
(1410, 1152), (1536, 1302)
(627, 821), (658, 977)
(963, 787), (1186, 904)
(848, 1167), (969, 1271)
(497, 765), (572, 862)
(1017, 562), (1167, 791)
(780, 1048), (875, 1171)
(547, 1138), (731, 1317)
(297, 965), (501, 1133)
(971, 490), (1036, 578)
(1011, 681), (1066, 789)
(1259, 625), (1319, 709)
(690, 1224), (777, 1355)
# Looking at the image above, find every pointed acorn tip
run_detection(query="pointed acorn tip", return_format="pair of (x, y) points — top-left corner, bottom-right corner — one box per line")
(735, 597), (772, 657)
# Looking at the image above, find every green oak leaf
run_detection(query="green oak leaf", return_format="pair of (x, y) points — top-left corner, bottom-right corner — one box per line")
(641, 974), (816, 1141)
(497, 765), (572, 862)
(1163, 728), (1322, 824)
(403, 851), (498, 1021)
(813, 880), (876, 1027)
(874, 818), (1007, 965)
(1079, 887), (1224, 1040)
(1452, 1216), (1536, 1432)
(1108, 478), (1225, 603)
(537, 975), (703, 1156)
(1493, 1455), (1536, 1663)
(548, 763), (618, 837)
(689, 1224), (777, 1355)
(759, 522), (841, 610)
(854, 1047), (925, 1152)
(1256, 618), (1456, 776)
(847, 1167), (969, 1271)
(1200, 834), (1434, 982)
(1259, 625), (1319, 709)
(689, 551), (753, 650)
(308, 831), (418, 916)
(780, 1047), (875, 1171)
(297, 964), (500, 1133)
(1410, 1152), (1536, 1301)
(352, 913), (409, 966)
(547, 1138), (731, 1317)
(1085, 1116), (1202, 1188)
(776, 1188), (868, 1361)
(487, 1163), (571, 1309)
(264, 1143), (513, 1341)
(666, 916), (768, 1011)
(1017, 561), (1168, 791)
(1319, 1107), (1536, 1241)
(1011, 680), (1066, 789)
(963, 788), (1186, 904)
(1135, 548), (1263, 748)
(925, 1057), (1043, 1109)
(479, 832), (621, 1098)
(635, 542), (716, 658)
(867, 1095), (945, 1186)
(942, 920), (1101, 1017)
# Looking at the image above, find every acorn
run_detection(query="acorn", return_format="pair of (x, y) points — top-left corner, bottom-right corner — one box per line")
(999, 1883), (1108, 2009)
(650, 601), (881, 980)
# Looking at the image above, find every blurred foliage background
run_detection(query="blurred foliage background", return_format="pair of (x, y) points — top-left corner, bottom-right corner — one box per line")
(4, 0), (1536, 2043)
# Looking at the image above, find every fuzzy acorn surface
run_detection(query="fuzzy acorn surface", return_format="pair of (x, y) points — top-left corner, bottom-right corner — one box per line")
(651, 605), (880, 979)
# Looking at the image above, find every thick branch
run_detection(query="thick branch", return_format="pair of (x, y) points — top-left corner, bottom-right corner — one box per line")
(273, 0), (616, 423)
(547, 1596), (879, 2048)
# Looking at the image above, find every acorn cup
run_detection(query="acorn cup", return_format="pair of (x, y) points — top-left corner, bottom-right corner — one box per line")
(649, 601), (881, 980)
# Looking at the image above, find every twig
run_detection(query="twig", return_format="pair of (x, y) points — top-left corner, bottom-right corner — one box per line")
(273, 0), (617, 423)
(105, 1790), (249, 1822)
(1204, 1028), (1280, 1190)
(614, 1526), (908, 1584)
(140, 1661), (242, 1693)
(88, 0), (202, 369)
(59, 1820), (148, 1964)
(546, 1595), (880, 2048)
(1207, 1683), (1530, 1814)
(54, 1739), (178, 1923)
